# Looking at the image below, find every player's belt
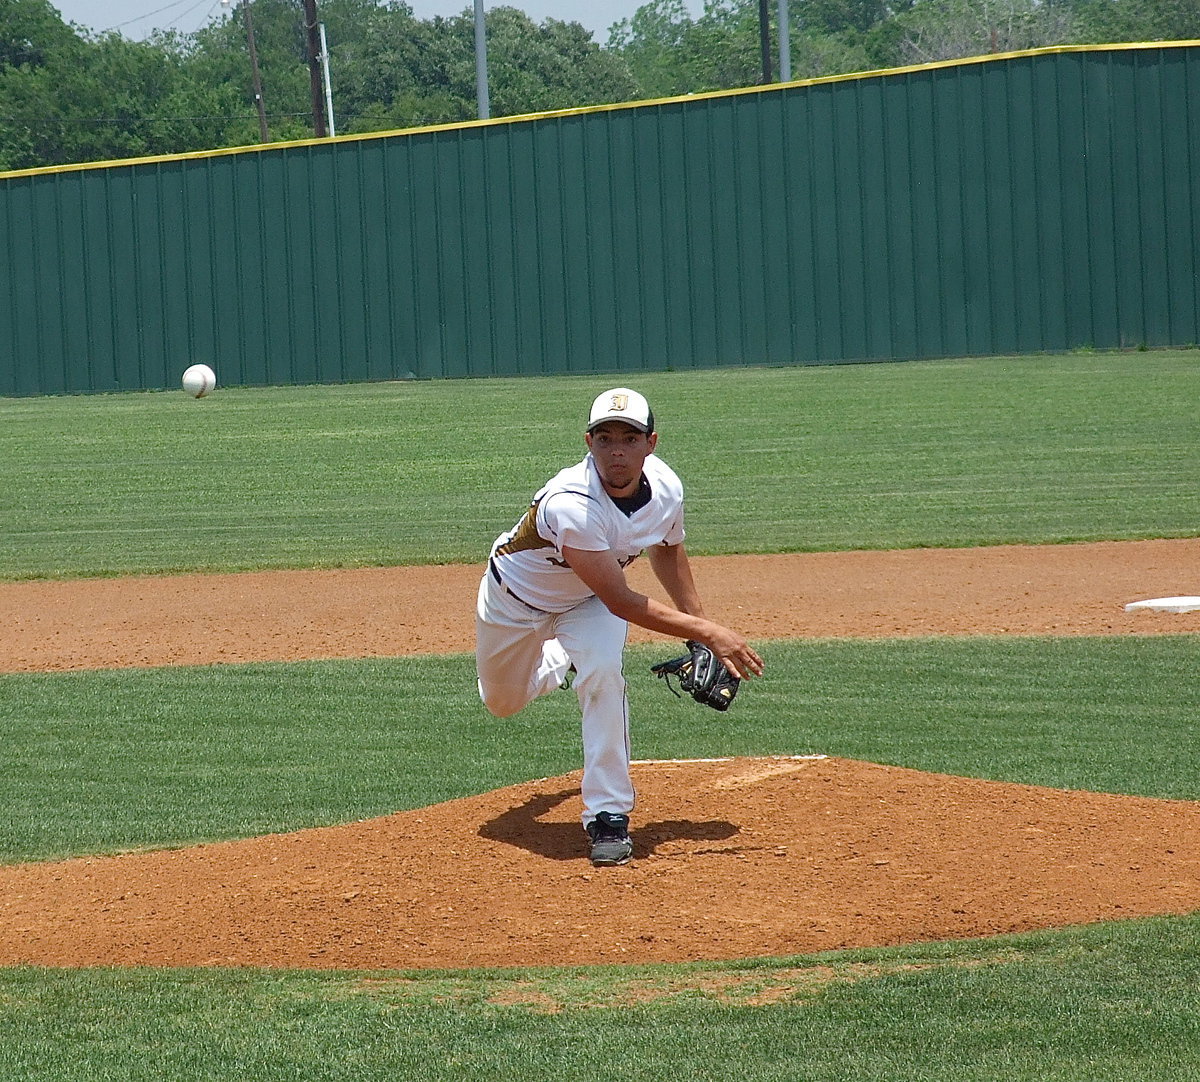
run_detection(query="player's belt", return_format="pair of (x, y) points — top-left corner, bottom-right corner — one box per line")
(489, 557), (544, 613)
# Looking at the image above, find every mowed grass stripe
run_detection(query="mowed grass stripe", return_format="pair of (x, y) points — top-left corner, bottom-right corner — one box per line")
(0, 351), (1196, 579)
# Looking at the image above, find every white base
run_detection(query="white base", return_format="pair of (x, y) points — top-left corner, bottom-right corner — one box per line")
(632, 755), (829, 765)
(1125, 595), (1200, 614)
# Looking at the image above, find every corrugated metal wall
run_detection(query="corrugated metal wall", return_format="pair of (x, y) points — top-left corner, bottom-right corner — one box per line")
(1, 43), (1197, 395)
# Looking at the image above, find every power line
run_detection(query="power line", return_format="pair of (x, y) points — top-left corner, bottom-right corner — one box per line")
(0, 112), (311, 126)
(102, 0), (224, 34)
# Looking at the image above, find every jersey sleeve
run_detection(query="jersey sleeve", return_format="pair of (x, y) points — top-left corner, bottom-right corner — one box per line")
(537, 490), (609, 552)
(649, 456), (686, 546)
(662, 506), (685, 547)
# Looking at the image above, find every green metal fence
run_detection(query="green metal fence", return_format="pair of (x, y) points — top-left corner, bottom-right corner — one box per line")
(1, 43), (1197, 396)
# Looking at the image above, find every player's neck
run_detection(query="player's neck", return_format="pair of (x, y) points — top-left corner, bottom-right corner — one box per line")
(605, 474), (652, 515)
(601, 475), (640, 499)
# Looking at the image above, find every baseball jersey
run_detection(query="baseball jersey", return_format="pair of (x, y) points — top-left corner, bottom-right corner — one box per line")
(489, 452), (686, 613)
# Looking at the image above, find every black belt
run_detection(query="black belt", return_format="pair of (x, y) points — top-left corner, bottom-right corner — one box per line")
(489, 558), (543, 612)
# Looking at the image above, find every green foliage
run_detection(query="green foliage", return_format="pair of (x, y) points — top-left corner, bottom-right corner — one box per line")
(183, 0), (332, 142)
(331, 3), (637, 132)
(880, 0), (1078, 66)
(327, 1), (471, 129)
(2, 0), (1198, 169)
(0, 22), (239, 170)
(608, 0), (874, 97)
(1071, 0), (1200, 42)
(478, 7), (639, 117)
(0, 0), (77, 68)
(0, 0), (638, 169)
(611, 0), (1200, 96)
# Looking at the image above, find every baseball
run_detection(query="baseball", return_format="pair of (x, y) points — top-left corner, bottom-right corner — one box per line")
(181, 364), (217, 398)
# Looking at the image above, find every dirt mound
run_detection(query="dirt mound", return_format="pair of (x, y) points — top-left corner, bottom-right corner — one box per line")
(3, 539), (1198, 971)
(3, 756), (1199, 971)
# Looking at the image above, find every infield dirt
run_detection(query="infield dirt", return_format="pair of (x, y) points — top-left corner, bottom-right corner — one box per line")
(1, 538), (1198, 969)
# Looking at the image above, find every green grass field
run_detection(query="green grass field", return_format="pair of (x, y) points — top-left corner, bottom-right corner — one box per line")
(0, 351), (1196, 579)
(1, 351), (1199, 1080)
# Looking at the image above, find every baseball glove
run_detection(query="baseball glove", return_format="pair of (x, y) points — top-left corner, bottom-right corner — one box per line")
(650, 640), (740, 711)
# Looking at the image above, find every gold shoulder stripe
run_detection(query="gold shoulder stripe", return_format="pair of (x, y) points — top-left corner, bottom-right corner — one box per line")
(493, 498), (552, 557)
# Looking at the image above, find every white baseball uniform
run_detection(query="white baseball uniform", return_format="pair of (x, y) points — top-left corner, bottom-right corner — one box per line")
(476, 450), (685, 827)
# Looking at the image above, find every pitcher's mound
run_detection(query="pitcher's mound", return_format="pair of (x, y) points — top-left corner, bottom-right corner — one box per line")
(3, 756), (1200, 970)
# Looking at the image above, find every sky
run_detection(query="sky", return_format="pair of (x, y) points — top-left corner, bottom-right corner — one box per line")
(49, 0), (683, 44)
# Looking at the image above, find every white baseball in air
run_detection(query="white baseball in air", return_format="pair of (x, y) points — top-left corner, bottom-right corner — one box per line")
(181, 364), (217, 398)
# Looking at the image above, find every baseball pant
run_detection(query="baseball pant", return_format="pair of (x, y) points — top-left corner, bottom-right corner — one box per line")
(475, 572), (633, 827)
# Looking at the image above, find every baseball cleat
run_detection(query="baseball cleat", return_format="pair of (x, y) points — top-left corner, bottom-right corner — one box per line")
(586, 812), (633, 866)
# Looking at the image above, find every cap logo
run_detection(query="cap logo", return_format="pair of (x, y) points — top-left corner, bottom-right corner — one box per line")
(609, 394), (629, 412)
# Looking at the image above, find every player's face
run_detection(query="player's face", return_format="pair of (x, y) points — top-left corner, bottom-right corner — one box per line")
(586, 421), (658, 497)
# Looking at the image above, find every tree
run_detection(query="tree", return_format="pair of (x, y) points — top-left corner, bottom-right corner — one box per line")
(320, 3), (476, 129)
(610, 0), (876, 97)
(328, 3), (638, 131)
(0, 14), (211, 169)
(0, 0), (78, 69)
(463, 7), (638, 117)
(881, 0), (1076, 65)
(607, 0), (695, 96)
(185, 0), (317, 143)
(5, 0), (1198, 171)
(1072, 0), (1200, 42)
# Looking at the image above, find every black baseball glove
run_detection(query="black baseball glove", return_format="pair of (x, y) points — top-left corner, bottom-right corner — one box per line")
(650, 640), (740, 711)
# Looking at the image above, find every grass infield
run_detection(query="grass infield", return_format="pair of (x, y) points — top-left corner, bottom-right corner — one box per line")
(2, 637), (1198, 864)
(1, 351), (1199, 1079)
(2, 637), (1199, 1078)
(2, 915), (1200, 1081)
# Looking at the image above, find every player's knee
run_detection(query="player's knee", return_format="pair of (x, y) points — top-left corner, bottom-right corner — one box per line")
(478, 680), (525, 718)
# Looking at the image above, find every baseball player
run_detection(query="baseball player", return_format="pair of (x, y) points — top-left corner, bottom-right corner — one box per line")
(476, 387), (764, 866)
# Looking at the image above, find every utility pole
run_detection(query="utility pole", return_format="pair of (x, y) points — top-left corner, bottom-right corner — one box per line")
(243, 1), (270, 141)
(778, 0), (791, 82)
(303, 0), (327, 137)
(758, 0), (772, 83)
(319, 23), (336, 138)
(474, 0), (490, 120)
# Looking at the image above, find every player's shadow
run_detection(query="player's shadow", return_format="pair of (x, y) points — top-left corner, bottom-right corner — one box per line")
(478, 788), (738, 861)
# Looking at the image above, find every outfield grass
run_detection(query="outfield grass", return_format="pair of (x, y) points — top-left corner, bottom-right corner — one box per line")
(2, 352), (1199, 1079)
(0, 350), (1196, 579)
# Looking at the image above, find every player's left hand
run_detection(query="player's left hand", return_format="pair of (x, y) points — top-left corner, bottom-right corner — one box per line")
(651, 640), (748, 711)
